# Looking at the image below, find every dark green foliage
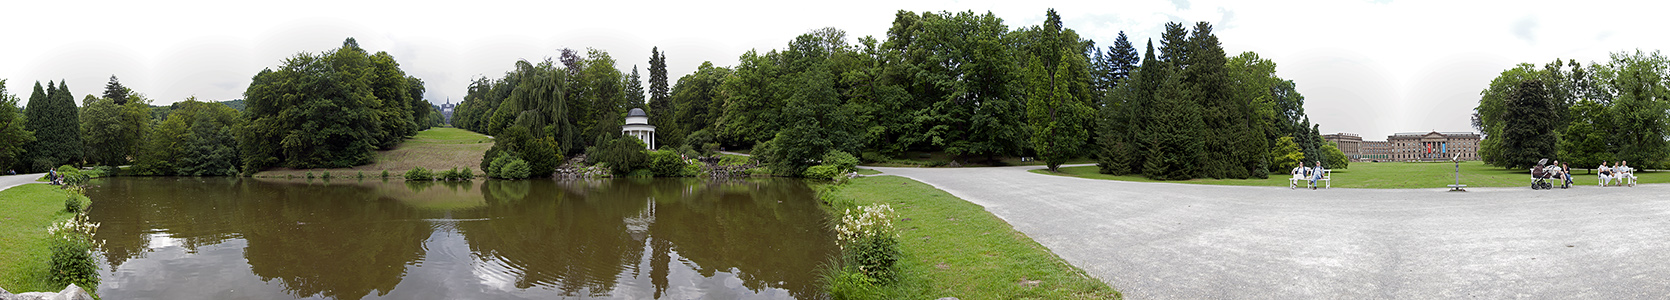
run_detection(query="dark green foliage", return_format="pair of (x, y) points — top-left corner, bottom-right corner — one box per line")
(438, 167), (476, 180)
(24, 80), (84, 172)
(80, 96), (150, 166)
(1141, 67), (1207, 180)
(593, 136), (649, 176)
(0, 80), (35, 171)
(1497, 79), (1559, 169)
(648, 47), (671, 119)
(760, 67), (862, 176)
(1022, 10), (1094, 172)
(667, 62), (731, 148)
(803, 164), (843, 180)
(104, 75), (130, 105)
(133, 100), (242, 176)
(647, 149), (686, 177)
(404, 167), (434, 180)
(1559, 100), (1609, 169)
(486, 153), (529, 179)
(823, 150), (859, 172)
(1322, 142), (1350, 169)
(479, 125), (559, 178)
(499, 159), (530, 179)
(240, 38), (420, 171)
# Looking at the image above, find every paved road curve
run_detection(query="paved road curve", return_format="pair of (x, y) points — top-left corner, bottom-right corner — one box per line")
(871, 165), (1670, 299)
(0, 172), (44, 192)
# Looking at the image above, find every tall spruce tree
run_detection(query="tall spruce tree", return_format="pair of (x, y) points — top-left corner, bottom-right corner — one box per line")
(104, 75), (130, 105)
(625, 65), (645, 109)
(1109, 31), (1140, 86)
(647, 47), (672, 132)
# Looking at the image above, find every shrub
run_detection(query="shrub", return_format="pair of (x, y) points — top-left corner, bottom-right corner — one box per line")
(823, 150), (859, 172)
(625, 169), (655, 178)
(357, 171), (365, 178)
(438, 167), (476, 181)
(682, 159), (705, 177)
(834, 204), (901, 281)
(63, 197), (81, 213)
(595, 136), (649, 176)
(381, 170), (390, 178)
(305, 171), (315, 179)
(500, 160), (531, 179)
(804, 165), (843, 180)
(404, 167), (434, 181)
(54, 165), (90, 185)
(648, 149), (686, 177)
(47, 213), (100, 289)
(321, 171), (332, 179)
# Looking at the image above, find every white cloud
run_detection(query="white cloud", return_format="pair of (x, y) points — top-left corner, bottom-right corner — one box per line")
(3, 0), (1668, 139)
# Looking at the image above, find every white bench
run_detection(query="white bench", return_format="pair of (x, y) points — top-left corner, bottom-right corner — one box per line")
(1603, 167), (1637, 187)
(1290, 170), (1330, 189)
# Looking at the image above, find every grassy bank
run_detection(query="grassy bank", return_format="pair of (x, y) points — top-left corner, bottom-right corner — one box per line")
(1035, 161), (1670, 189)
(0, 184), (87, 292)
(826, 176), (1118, 299)
(254, 127), (493, 178)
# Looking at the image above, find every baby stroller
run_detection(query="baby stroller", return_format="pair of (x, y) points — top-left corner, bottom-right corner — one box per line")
(1531, 159), (1553, 190)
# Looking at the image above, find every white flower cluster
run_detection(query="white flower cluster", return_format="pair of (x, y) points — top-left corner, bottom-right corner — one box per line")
(47, 213), (104, 248)
(834, 203), (896, 250)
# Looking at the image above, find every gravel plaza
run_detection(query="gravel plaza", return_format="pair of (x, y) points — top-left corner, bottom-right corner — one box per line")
(871, 165), (1670, 299)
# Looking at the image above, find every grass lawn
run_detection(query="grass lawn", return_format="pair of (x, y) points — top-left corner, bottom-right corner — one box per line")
(0, 184), (87, 293)
(254, 127), (493, 178)
(828, 176), (1119, 299)
(1033, 161), (1670, 189)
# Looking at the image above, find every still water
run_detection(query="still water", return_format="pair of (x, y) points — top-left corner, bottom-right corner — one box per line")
(84, 177), (838, 299)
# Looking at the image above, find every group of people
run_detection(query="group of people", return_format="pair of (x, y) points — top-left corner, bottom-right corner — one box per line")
(1597, 160), (1636, 186)
(1534, 159), (1635, 188)
(1290, 161), (1329, 190)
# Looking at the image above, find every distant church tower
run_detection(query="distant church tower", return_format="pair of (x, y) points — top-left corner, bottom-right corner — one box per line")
(621, 108), (656, 149)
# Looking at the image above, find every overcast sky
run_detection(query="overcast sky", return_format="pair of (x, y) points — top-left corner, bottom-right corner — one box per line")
(2, 0), (1665, 140)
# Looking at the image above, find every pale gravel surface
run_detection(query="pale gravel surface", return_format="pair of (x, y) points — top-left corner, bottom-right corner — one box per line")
(869, 165), (1670, 299)
(0, 172), (43, 192)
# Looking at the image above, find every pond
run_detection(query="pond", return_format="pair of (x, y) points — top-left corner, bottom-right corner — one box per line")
(83, 177), (838, 299)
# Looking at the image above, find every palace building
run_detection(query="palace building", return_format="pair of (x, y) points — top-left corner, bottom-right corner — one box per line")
(1326, 131), (1480, 162)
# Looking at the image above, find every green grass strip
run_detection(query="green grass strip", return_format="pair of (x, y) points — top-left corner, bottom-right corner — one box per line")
(0, 184), (84, 293)
(830, 176), (1120, 299)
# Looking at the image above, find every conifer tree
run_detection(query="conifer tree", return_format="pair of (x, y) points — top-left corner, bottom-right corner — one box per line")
(647, 47), (672, 130)
(104, 75), (129, 105)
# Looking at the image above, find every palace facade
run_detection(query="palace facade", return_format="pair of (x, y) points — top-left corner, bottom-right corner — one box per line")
(1326, 131), (1480, 162)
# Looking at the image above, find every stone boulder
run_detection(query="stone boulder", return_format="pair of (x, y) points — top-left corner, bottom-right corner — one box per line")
(0, 284), (93, 300)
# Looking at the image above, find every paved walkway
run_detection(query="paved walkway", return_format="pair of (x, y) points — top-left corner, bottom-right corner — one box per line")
(870, 165), (1670, 299)
(0, 173), (44, 192)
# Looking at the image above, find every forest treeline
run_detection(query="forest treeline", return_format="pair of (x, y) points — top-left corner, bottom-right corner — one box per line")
(451, 9), (1344, 179)
(1474, 50), (1670, 170)
(0, 38), (445, 174)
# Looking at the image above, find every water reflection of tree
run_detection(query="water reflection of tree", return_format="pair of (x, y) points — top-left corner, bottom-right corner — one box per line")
(87, 177), (244, 270)
(645, 179), (837, 299)
(233, 179), (431, 300)
(457, 178), (836, 299)
(455, 179), (649, 295)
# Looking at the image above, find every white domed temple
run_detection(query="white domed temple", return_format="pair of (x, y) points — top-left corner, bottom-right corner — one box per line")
(621, 108), (656, 149)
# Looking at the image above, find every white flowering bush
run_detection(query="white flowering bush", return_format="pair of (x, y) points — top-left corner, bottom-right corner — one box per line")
(48, 212), (102, 289)
(833, 203), (901, 281)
